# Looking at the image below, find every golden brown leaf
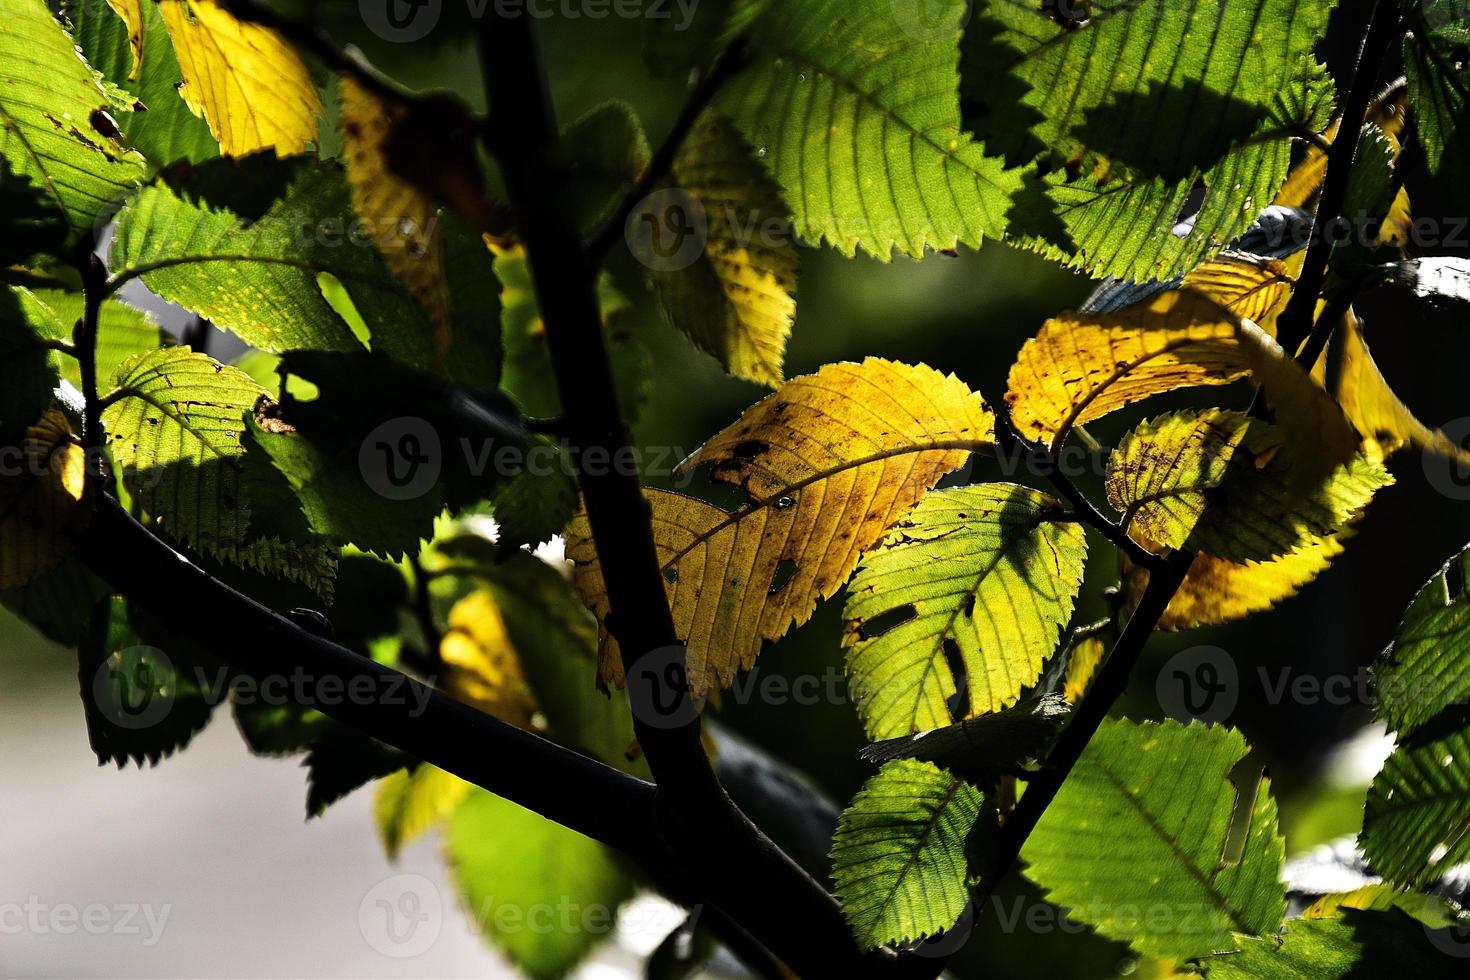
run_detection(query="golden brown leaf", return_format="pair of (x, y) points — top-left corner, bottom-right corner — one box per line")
(339, 77), (451, 358)
(567, 359), (994, 694)
(1005, 255), (1294, 450)
(158, 0), (321, 157)
(0, 409), (91, 590)
(1063, 635), (1106, 703)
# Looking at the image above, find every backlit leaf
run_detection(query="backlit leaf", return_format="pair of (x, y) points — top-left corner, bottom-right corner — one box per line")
(1105, 409), (1390, 562)
(439, 590), (539, 730)
(720, 0), (1018, 258)
(651, 111), (796, 387)
(1005, 255), (1294, 449)
(1361, 721), (1470, 888)
(0, 0), (147, 233)
(567, 359), (993, 695)
(1374, 544), (1470, 735)
(1202, 909), (1466, 978)
(101, 346), (266, 551)
(843, 484), (1087, 738)
(101, 0), (142, 78)
(157, 0), (321, 157)
(448, 788), (636, 980)
(374, 764), (472, 860)
(859, 694), (1069, 788)
(831, 759), (984, 949)
(1024, 719), (1286, 960)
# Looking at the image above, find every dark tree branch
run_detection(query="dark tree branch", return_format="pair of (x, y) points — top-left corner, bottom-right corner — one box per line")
(474, 14), (923, 978)
(585, 40), (748, 261)
(74, 496), (663, 863)
(75, 251), (108, 474)
(1275, 0), (1404, 355)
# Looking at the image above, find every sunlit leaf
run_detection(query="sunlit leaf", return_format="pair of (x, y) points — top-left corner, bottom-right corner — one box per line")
(157, 0), (321, 157)
(1201, 908), (1466, 978)
(439, 590), (539, 730)
(721, 0), (1018, 258)
(0, 0), (146, 233)
(831, 759), (984, 949)
(1374, 544), (1470, 735)
(1024, 719), (1286, 960)
(567, 359), (993, 695)
(374, 764), (471, 860)
(859, 694), (1069, 788)
(1105, 409), (1390, 563)
(843, 484), (1086, 738)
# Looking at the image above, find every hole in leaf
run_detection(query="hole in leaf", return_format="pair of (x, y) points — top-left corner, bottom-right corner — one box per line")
(857, 604), (916, 640)
(769, 558), (797, 594)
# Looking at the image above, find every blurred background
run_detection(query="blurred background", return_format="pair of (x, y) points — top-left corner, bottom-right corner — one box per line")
(6, 0), (1470, 977)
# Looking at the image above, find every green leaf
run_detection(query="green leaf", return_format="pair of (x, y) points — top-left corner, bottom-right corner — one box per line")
(448, 788), (636, 980)
(66, 0), (220, 165)
(557, 101), (650, 235)
(304, 724), (408, 817)
(1361, 722), (1470, 888)
(14, 288), (165, 389)
(1374, 544), (1470, 734)
(489, 439), (578, 553)
(1023, 719), (1286, 961)
(1202, 909), (1467, 978)
(965, 0), (1333, 280)
(112, 157), (494, 376)
(843, 484), (1087, 739)
(649, 111), (796, 386)
(830, 759), (984, 950)
(102, 346), (266, 551)
(0, 288), (62, 446)
(720, 0), (1018, 258)
(1105, 409), (1391, 563)
(1, 555), (109, 645)
(77, 596), (218, 767)
(1404, 3), (1470, 210)
(0, 0), (147, 235)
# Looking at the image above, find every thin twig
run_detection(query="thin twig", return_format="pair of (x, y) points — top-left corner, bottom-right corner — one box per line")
(585, 41), (748, 261)
(1274, 0), (1404, 355)
(75, 251), (107, 477)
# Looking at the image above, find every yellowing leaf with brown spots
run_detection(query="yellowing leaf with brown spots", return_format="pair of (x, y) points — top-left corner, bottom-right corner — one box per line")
(1005, 255), (1295, 450)
(339, 78), (452, 359)
(1314, 308), (1470, 466)
(158, 0), (321, 157)
(566, 359), (994, 695)
(104, 0), (145, 79)
(1122, 534), (1347, 630)
(650, 112), (797, 387)
(0, 409), (90, 591)
(439, 591), (539, 729)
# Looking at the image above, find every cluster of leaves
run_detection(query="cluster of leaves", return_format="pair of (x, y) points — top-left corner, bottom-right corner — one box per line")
(3, 0), (1470, 976)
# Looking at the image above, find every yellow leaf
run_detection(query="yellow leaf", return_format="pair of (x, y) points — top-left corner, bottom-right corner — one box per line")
(1063, 636), (1106, 703)
(439, 591), (539, 729)
(0, 409), (90, 590)
(652, 112), (797, 387)
(1005, 255), (1294, 449)
(339, 78), (451, 359)
(567, 359), (993, 694)
(158, 0), (321, 157)
(1105, 409), (1389, 563)
(374, 764), (471, 861)
(104, 0), (144, 79)
(1122, 534), (1347, 630)
(1315, 307), (1470, 466)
